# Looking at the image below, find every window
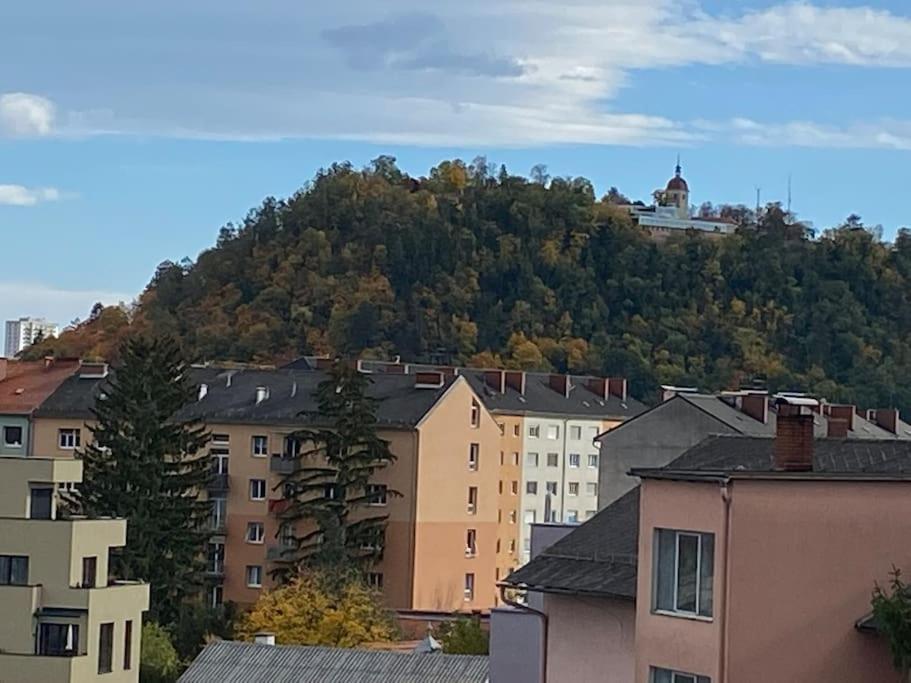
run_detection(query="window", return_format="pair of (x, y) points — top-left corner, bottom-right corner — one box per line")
(654, 529), (714, 618)
(524, 510), (536, 524)
(586, 482), (598, 496)
(509, 539), (516, 552)
(467, 487), (478, 514)
(0, 555), (28, 585)
(249, 479), (266, 501)
(246, 565), (263, 588)
(30, 487), (52, 519)
(280, 523), (295, 548)
(650, 667), (710, 683)
(568, 453), (581, 468)
(212, 433), (230, 445)
(513, 424), (520, 437)
(285, 436), (301, 458)
(470, 399), (481, 428)
(98, 622), (114, 674)
(496, 539), (501, 553)
(546, 481), (558, 496)
(38, 623), (79, 656)
(368, 572), (384, 589)
(251, 435), (268, 457)
(210, 497), (227, 530)
(58, 428), (80, 449)
(246, 522), (264, 544)
(513, 452), (520, 466)
(208, 542), (225, 574)
(498, 510), (502, 523)
(588, 453), (599, 468)
(588, 426), (599, 440)
(566, 510), (579, 523)
(509, 510), (516, 524)
(124, 620), (133, 670)
(498, 422), (505, 436)
(82, 557), (97, 588)
(3, 425), (23, 447)
(526, 452), (539, 467)
(466, 529), (477, 557)
(498, 481), (503, 495)
(570, 426), (582, 440)
(212, 453), (229, 475)
(210, 584), (224, 608)
(464, 573), (475, 600)
(545, 509), (559, 523)
(546, 424), (560, 439)
(528, 424), (540, 438)
(367, 484), (388, 506)
(510, 481), (518, 495)
(546, 453), (559, 467)
(567, 482), (579, 496)
(468, 443), (480, 471)
(523, 537), (531, 551)
(586, 509), (597, 519)
(526, 481), (538, 495)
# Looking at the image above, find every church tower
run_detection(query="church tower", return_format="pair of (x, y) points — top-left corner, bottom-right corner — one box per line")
(663, 157), (689, 219)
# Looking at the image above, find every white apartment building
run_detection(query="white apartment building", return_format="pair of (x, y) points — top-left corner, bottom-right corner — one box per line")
(518, 416), (603, 562)
(4, 317), (59, 357)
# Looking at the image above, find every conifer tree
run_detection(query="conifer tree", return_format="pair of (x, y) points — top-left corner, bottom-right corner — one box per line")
(276, 360), (398, 577)
(73, 335), (211, 626)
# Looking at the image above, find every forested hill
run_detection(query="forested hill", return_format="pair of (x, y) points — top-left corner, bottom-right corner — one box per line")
(28, 157), (911, 411)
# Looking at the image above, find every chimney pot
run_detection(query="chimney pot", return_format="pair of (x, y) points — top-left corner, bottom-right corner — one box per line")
(484, 370), (505, 393)
(504, 371), (525, 395)
(774, 397), (817, 471)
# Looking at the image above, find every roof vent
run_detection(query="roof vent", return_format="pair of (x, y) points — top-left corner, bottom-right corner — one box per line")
(198, 383), (208, 401)
(254, 632), (276, 646)
(291, 381), (298, 398)
(415, 372), (445, 389)
(256, 386), (270, 405)
(79, 362), (108, 379)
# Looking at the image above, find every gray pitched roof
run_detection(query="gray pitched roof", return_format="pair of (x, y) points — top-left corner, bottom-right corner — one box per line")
(677, 394), (775, 435)
(503, 488), (639, 599)
(178, 641), (489, 683)
(34, 367), (456, 428)
(506, 435), (911, 601)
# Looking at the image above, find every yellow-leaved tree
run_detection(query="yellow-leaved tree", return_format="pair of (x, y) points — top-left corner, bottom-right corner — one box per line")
(236, 571), (397, 648)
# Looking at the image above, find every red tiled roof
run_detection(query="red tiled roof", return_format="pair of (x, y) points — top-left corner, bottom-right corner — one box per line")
(0, 358), (81, 414)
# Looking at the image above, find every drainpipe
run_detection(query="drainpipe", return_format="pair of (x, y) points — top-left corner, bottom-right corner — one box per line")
(500, 585), (548, 683)
(719, 481), (733, 683)
(559, 418), (569, 521)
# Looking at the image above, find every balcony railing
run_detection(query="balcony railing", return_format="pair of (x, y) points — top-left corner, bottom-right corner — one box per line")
(207, 473), (230, 492)
(270, 455), (298, 474)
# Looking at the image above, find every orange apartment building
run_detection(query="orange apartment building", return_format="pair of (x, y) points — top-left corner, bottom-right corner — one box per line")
(30, 360), (644, 614)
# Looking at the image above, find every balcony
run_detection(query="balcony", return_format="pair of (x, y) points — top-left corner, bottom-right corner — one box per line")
(270, 455), (298, 474)
(207, 473), (230, 492)
(205, 561), (225, 578)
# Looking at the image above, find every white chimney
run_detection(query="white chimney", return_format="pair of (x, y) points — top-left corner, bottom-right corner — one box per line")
(254, 632), (275, 646)
(198, 383), (208, 401)
(255, 386), (270, 404)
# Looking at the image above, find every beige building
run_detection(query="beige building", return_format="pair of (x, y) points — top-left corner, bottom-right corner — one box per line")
(0, 456), (149, 683)
(31, 360), (644, 615)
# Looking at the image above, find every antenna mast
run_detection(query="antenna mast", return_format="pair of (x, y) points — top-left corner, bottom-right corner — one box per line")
(787, 173), (792, 215)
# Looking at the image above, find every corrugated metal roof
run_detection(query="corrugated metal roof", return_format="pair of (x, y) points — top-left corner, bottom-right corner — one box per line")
(178, 641), (489, 683)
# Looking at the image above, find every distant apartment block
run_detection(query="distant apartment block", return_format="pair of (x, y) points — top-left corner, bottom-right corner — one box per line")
(498, 396), (911, 682)
(5, 317), (59, 357)
(0, 456), (149, 682)
(31, 358), (644, 614)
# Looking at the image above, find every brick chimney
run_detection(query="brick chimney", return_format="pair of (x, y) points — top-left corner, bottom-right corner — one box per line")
(774, 397), (817, 471)
(867, 409), (899, 435)
(548, 374), (570, 398)
(827, 418), (849, 439)
(740, 392), (768, 424)
(823, 404), (855, 433)
(484, 370), (505, 393)
(505, 371), (525, 395)
(587, 377), (608, 400)
(608, 378), (628, 401)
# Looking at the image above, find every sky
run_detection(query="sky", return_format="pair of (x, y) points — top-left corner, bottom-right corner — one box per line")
(2, 0), (911, 349)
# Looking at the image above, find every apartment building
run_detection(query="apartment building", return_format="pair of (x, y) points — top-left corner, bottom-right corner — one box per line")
(497, 397), (911, 682)
(0, 456), (149, 683)
(0, 357), (81, 456)
(353, 362), (646, 580)
(5, 317), (59, 357)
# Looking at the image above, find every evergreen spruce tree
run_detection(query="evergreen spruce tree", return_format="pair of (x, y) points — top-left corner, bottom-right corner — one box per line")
(73, 335), (211, 626)
(276, 360), (399, 577)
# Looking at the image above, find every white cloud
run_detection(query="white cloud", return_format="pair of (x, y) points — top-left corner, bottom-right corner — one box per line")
(0, 185), (65, 206)
(0, 92), (55, 137)
(0, 282), (133, 349)
(723, 117), (911, 150)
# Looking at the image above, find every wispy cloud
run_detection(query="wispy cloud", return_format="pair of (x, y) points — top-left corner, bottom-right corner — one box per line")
(0, 92), (55, 137)
(721, 117), (911, 151)
(0, 185), (68, 206)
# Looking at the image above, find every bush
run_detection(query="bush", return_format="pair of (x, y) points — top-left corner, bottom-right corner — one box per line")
(140, 622), (181, 683)
(436, 617), (489, 655)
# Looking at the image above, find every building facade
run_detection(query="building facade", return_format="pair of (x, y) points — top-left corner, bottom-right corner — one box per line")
(0, 456), (149, 683)
(5, 317), (59, 357)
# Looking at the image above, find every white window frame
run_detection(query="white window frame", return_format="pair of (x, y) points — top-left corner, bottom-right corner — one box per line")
(653, 529), (714, 620)
(251, 435), (269, 457)
(528, 424), (540, 438)
(464, 572), (475, 601)
(367, 484), (388, 506)
(526, 481), (538, 495)
(468, 443), (480, 471)
(650, 667), (710, 683)
(249, 479), (266, 501)
(245, 565), (263, 588)
(567, 482), (579, 496)
(58, 428), (80, 450)
(470, 399), (481, 428)
(546, 453), (559, 467)
(465, 529), (477, 557)
(546, 424), (560, 440)
(570, 426), (582, 440)
(588, 453), (599, 468)
(586, 482), (598, 496)
(467, 487), (478, 514)
(566, 510), (579, 523)
(3, 425), (23, 448)
(368, 572), (384, 589)
(246, 522), (264, 544)
(546, 481), (558, 496)
(568, 453), (581, 468)
(526, 452), (539, 467)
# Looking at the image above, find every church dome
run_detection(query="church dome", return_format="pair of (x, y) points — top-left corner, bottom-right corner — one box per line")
(666, 175), (688, 192)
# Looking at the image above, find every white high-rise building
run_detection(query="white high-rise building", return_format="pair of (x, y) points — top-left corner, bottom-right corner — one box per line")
(4, 317), (59, 357)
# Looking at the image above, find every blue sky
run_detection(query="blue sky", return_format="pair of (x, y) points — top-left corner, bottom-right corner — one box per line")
(2, 0), (910, 345)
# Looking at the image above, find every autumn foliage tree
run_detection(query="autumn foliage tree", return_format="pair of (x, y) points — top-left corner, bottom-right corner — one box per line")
(236, 571), (397, 648)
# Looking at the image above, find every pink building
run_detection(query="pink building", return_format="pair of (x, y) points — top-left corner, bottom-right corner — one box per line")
(499, 396), (910, 682)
